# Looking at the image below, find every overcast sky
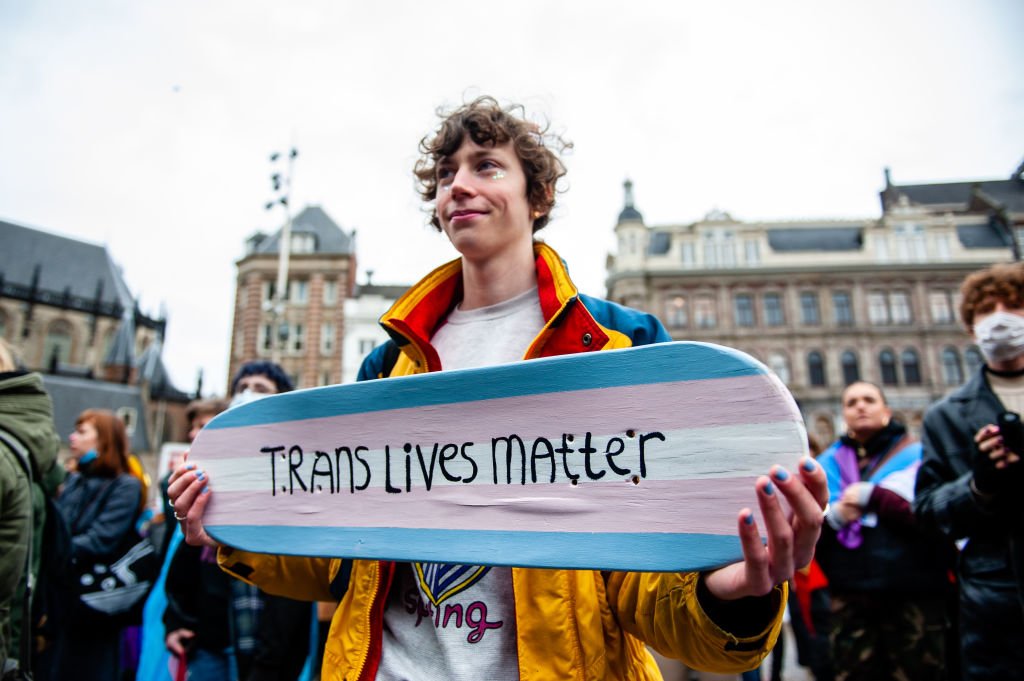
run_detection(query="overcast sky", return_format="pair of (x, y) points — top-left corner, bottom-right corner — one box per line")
(2, 0), (1022, 395)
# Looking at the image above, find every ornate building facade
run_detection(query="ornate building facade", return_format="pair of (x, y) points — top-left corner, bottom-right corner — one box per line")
(229, 205), (356, 389)
(0, 219), (191, 451)
(606, 164), (1024, 445)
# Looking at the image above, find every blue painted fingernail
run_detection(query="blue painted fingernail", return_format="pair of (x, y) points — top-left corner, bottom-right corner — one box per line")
(803, 459), (816, 472)
(186, 464), (195, 470)
(202, 486), (209, 494)
(196, 472), (205, 481)
(774, 468), (790, 481)
(764, 482), (774, 495)
(745, 513), (754, 525)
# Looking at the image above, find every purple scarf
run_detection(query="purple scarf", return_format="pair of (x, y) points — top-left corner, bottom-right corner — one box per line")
(832, 443), (879, 549)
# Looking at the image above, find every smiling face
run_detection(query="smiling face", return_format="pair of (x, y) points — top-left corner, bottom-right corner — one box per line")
(841, 382), (891, 443)
(69, 419), (99, 459)
(435, 138), (539, 265)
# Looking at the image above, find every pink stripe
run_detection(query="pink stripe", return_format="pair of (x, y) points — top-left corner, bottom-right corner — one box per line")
(193, 374), (793, 461)
(204, 476), (783, 536)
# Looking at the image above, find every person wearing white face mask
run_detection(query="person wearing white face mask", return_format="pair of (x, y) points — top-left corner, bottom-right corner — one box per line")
(915, 262), (1024, 681)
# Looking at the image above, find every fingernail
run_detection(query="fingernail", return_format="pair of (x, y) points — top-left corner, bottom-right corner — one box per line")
(186, 464), (195, 470)
(774, 468), (790, 481)
(196, 472), (205, 481)
(764, 481), (774, 495)
(745, 513), (754, 525)
(202, 486), (209, 494)
(803, 459), (816, 472)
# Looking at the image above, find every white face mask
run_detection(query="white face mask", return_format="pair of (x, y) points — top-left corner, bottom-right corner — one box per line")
(228, 389), (270, 411)
(974, 311), (1024, 364)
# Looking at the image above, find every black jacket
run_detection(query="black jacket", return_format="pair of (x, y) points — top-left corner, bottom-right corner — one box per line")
(915, 366), (1024, 680)
(58, 465), (140, 561)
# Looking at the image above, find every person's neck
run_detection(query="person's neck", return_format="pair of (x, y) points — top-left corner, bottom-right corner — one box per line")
(987, 354), (1024, 374)
(459, 243), (537, 311)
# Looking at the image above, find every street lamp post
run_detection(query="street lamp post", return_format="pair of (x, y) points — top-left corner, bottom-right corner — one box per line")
(262, 147), (298, 365)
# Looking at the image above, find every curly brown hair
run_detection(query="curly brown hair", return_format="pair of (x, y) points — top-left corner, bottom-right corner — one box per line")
(960, 262), (1024, 327)
(413, 96), (571, 233)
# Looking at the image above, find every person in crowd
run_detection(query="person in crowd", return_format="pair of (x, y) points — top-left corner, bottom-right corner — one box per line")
(164, 361), (313, 681)
(915, 262), (1024, 680)
(168, 96), (828, 680)
(51, 409), (143, 680)
(816, 381), (951, 681)
(0, 339), (61, 677)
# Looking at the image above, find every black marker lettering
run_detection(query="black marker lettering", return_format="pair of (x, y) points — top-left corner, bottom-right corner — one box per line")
(605, 437), (629, 476)
(555, 435), (578, 482)
(384, 445), (401, 493)
(638, 431), (665, 478)
(416, 443), (439, 491)
(439, 443), (461, 483)
(353, 446), (371, 491)
(580, 432), (604, 480)
(311, 451), (334, 493)
(460, 442), (477, 483)
(288, 445), (307, 494)
(263, 446), (285, 496)
(530, 437), (556, 483)
(491, 435), (525, 485)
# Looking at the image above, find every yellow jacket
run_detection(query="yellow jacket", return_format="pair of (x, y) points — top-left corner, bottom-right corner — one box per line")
(219, 244), (784, 680)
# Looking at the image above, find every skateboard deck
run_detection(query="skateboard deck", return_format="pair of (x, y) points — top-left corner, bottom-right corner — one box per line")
(190, 341), (806, 572)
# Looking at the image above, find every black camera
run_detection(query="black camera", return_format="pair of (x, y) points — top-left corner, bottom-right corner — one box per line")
(998, 412), (1024, 457)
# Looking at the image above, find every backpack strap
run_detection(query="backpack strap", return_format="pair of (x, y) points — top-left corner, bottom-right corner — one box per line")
(0, 426), (34, 677)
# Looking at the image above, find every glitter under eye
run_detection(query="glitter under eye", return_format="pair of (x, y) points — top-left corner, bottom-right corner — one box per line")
(491, 171), (506, 180)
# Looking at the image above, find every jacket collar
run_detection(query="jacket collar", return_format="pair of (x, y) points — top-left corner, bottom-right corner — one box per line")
(953, 365), (1007, 436)
(378, 242), (609, 371)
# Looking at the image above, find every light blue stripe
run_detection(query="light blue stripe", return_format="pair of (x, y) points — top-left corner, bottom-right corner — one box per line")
(206, 525), (744, 573)
(208, 341), (765, 429)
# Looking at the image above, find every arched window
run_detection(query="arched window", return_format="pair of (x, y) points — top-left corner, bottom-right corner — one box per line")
(807, 351), (826, 387)
(43, 320), (74, 368)
(965, 347), (983, 376)
(841, 350), (860, 385)
(768, 351), (791, 385)
(902, 348), (921, 385)
(879, 349), (898, 385)
(942, 348), (964, 385)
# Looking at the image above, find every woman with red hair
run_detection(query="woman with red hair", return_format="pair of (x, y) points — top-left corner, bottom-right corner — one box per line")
(51, 409), (143, 681)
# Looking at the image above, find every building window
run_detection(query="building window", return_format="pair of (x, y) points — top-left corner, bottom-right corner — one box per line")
(320, 371), (332, 386)
(289, 280), (309, 304)
(868, 292), (889, 324)
(702, 230), (736, 268)
(942, 347), (963, 385)
(891, 291), (913, 324)
(291, 323), (305, 352)
(695, 295), (717, 328)
(262, 280), (276, 302)
(768, 351), (791, 384)
(935, 233), (952, 261)
(359, 338), (377, 357)
(879, 349), (898, 385)
(116, 407), (138, 436)
(680, 242), (696, 269)
(833, 291), (854, 326)
(666, 296), (687, 328)
(321, 323), (335, 354)
(929, 290), (954, 324)
(734, 294), (755, 327)
(902, 348), (921, 385)
(43, 320), (73, 367)
(965, 347), (983, 376)
(763, 293), (784, 326)
(807, 351), (826, 387)
(893, 223), (927, 263)
(260, 324), (273, 352)
(744, 239), (760, 266)
(323, 280), (338, 305)
(291, 232), (316, 254)
(875, 234), (890, 262)
(841, 350), (860, 385)
(800, 292), (820, 325)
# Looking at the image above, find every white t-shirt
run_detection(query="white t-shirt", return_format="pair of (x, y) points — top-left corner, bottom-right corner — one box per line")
(375, 286), (545, 681)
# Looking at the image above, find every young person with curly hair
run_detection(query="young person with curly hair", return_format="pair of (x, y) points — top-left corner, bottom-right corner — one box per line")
(169, 96), (828, 681)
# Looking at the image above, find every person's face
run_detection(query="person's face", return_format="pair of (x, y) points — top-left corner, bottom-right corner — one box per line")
(234, 374), (278, 396)
(435, 138), (539, 264)
(970, 296), (1024, 334)
(187, 412), (217, 444)
(69, 419), (99, 458)
(842, 383), (891, 442)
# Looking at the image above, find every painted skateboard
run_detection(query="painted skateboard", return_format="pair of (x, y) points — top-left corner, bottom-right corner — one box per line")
(190, 341), (806, 572)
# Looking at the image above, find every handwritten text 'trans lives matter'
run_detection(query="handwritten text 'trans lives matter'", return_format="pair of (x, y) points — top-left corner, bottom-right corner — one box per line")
(261, 431), (667, 495)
